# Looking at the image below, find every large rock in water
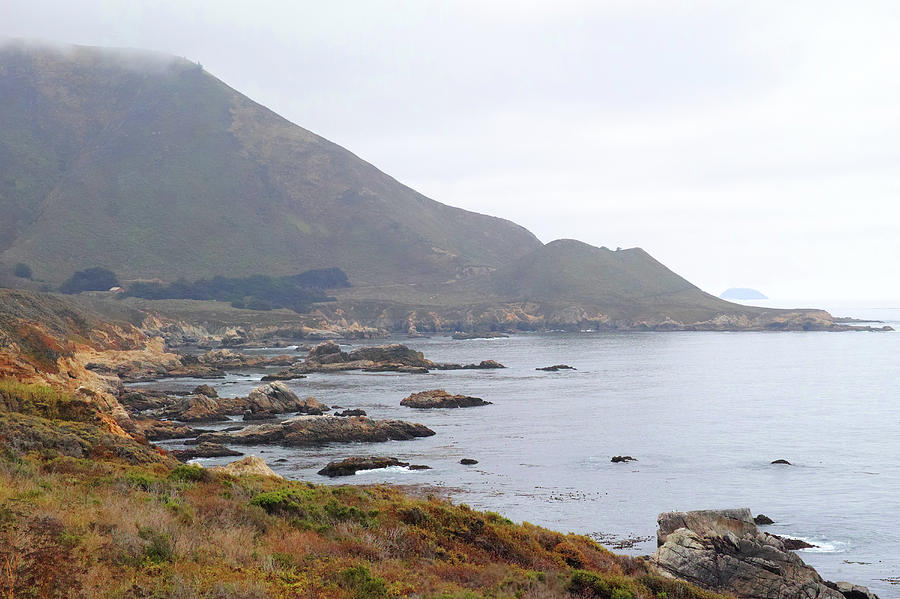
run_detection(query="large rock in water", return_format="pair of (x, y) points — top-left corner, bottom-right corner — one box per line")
(245, 381), (328, 418)
(196, 415), (435, 447)
(652, 509), (879, 599)
(307, 340), (349, 363)
(346, 344), (430, 367)
(165, 394), (229, 422)
(400, 389), (491, 408)
(317, 456), (410, 477)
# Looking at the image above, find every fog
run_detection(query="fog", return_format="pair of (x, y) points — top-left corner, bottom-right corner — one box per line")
(4, 0), (899, 300)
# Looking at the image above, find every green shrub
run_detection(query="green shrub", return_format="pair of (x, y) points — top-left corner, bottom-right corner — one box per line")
(13, 262), (32, 279)
(569, 570), (636, 599)
(0, 379), (72, 418)
(249, 487), (305, 514)
(138, 526), (174, 563)
(59, 267), (119, 294)
(126, 268), (347, 313)
(169, 463), (210, 483)
(339, 565), (388, 599)
(124, 470), (162, 491)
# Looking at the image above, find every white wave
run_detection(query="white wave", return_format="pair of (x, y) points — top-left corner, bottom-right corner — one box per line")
(353, 466), (416, 475)
(794, 538), (849, 553)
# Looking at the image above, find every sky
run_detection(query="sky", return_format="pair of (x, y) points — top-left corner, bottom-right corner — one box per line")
(3, 0), (900, 301)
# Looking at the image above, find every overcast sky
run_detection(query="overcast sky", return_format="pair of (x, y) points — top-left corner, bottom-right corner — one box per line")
(4, 0), (899, 301)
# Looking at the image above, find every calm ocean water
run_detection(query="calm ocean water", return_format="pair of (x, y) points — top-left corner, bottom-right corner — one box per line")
(147, 300), (900, 595)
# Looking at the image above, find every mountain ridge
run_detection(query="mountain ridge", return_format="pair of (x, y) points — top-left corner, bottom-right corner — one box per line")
(0, 41), (540, 285)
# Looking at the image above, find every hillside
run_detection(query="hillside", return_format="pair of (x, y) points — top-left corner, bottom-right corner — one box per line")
(318, 239), (845, 331)
(0, 41), (844, 331)
(0, 42), (540, 286)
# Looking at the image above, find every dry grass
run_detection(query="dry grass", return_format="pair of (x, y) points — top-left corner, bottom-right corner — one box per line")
(0, 450), (733, 599)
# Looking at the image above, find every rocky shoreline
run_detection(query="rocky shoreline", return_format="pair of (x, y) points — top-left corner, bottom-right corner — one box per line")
(105, 296), (894, 353)
(651, 508), (879, 599)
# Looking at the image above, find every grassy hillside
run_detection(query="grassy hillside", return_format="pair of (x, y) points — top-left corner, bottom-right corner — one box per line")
(483, 240), (717, 304)
(0, 42), (541, 286)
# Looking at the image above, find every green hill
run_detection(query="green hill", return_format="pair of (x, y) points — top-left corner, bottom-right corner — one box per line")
(0, 42), (540, 286)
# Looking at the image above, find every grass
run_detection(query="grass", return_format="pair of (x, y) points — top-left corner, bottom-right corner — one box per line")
(0, 448), (732, 599)
(0, 379), (71, 418)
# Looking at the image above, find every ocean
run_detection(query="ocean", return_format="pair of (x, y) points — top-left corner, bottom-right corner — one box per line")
(143, 300), (900, 595)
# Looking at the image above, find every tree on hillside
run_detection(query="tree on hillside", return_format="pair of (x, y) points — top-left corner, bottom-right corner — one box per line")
(13, 263), (32, 279)
(59, 267), (119, 294)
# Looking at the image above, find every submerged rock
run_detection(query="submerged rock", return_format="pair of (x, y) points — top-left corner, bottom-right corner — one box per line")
(197, 415), (435, 447)
(432, 359), (506, 370)
(773, 534), (818, 550)
(652, 508), (879, 599)
(401, 389), (491, 409)
(335, 409), (367, 417)
(451, 331), (509, 340)
(260, 371), (307, 381)
(462, 360), (505, 369)
(611, 455), (637, 463)
(536, 364), (576, 371)
(460, 458), (478, 465)
(771, 459), (792, 465)
(363, 364), (430, 373)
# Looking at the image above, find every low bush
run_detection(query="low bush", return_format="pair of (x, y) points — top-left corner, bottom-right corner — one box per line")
(59, 267), (119, 294)
(126, 267), (349, 313)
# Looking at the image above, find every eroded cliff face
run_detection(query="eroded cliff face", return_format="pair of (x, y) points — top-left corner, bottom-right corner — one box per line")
(122, 301), (877, 351)
(0, 290), (182, 430)
(307, 301), (857, 334)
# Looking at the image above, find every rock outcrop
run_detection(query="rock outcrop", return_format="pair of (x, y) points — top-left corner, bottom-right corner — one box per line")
(164, 394), (230, 422)
(335, 409), (367, 417)
(537, 364), (576, 371)
(197, 415), (435, 447)
(265, 341), (505, 378)
(211, 455), (282, 478)
(652, 508), (879, 599)
(346, 344), (429, 365)
(244, 381), (328, 419)
(400, 389), (492, 409)
(611, 455), (637, 463)
(133, 417), (199, 441)
(154, 381), (327, 422)
(317, 456), (429, 477)
(171, 442), (242, 461)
